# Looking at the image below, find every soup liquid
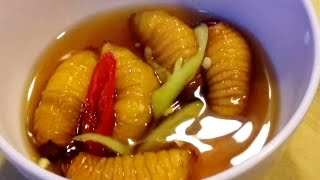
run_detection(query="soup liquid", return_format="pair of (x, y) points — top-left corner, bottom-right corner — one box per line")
(23, 6), (279, 179)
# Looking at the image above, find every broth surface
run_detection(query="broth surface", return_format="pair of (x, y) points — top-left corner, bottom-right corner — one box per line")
(23, 6), (279, 179)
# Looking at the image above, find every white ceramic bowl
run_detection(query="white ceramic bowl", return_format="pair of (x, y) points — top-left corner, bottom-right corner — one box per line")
(0, 0), (319, 179)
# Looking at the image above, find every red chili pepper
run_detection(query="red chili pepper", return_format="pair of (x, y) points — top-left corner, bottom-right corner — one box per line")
(80, 52), (116, 156)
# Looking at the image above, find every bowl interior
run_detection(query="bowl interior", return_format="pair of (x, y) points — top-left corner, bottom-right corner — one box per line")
(0, 0), (316, 179)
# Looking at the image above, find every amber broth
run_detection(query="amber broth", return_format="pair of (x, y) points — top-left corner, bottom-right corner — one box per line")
(23, 6), (279, 179)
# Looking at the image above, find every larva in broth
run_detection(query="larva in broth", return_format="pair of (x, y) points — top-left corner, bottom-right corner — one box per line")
(132, 10), (197, 70)
(33, 51), (97, 146)
(205, 23), (251, 118)
(102, 43), (159, 142)
(67, 149), (191, 180)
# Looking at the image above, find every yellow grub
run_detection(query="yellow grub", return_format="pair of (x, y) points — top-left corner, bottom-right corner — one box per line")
(102, 43), (159, 142)
(33, 51), (97, 146)
(205, 23), (251, 118)
(132, 10), (197, 70)
(67, 149), (191, 180)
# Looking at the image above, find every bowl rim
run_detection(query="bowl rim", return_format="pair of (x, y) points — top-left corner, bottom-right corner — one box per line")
(0, 0), (319, 179)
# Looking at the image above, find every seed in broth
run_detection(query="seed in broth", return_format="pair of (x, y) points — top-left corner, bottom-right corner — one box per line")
(23, 6), (278, 179)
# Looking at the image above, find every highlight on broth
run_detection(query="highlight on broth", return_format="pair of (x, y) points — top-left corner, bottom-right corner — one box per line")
(24, 6), (278, 180)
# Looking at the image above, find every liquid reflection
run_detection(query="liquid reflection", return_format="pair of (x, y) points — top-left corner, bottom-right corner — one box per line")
(194, 86), (207, 114)
(60, 52), (73, 61)
(127, 138), (135, 145)
(166, 119), (213, 153)
(27, 77), (36, 102)
(232, 122), (253, 143)
(231, 97), (241, 105)
(166, 110), (244, 153)
(56, 31), (66, 40)
(196, 116), (242, 139)
(230, 121), (271, 166)
(167, 86), (245, 152)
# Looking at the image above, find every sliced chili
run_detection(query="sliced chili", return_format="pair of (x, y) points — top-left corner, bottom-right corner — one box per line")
(80, 52), (117, 156)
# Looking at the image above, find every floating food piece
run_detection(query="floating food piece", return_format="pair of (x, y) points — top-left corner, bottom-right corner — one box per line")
(205, 23), (251, 117)
(152, 24), (208, 119)
(132, 10), (197, 70)
(33, 51), (97, 146)
(67, 149), (192, 180)
(73, 133), (133, 155)
(102, 43), (160, 142)
(80, 53), (117, 156)
(144, 46), (171, 83)
(138, 101), (204, 153)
